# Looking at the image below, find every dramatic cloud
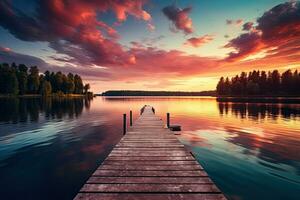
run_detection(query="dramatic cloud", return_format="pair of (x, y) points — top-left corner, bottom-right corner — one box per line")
(242, 22), (254, 31)
(0, 46), (112, 79)
(224, 31), (264, 61)
(0, 46), (48, 67)
(162, 5), (193, 34)
(226, 19), (243, 26)
(257, 1), (300, 44)
(0, 0), (151, 67)
(127, 47), (220, 77)
(1, 0), (299, 92)
(0, 0), (221, 84)
(185, 35), (214, 47)
(225, 1), (300, 62)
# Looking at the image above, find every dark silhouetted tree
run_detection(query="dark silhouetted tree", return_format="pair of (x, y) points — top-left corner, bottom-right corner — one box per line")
(259, 71), (267, 94)
(84, 84), (90, 94)
(74, 74), (83, 94)
(216, 69), (299, 96)
(224, 77), (231, 95)
(216, 77), (225, 95)
(269, 70), (280, 94)
(53, 72), (63, 93)
(40, 80), (52, 96)
(246, 80), (259, 95)
(0, 63), (19, 94)
(281, 69), (293, 94)
(231, 75), (242, 95)
(44, 70), (51, 81)
(17, 64), (28, 95)
(66, 73), (75, 94)
(27, 66), (40, 93)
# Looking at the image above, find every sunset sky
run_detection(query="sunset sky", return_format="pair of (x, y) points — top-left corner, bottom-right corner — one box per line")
(0, 0), (299, 92)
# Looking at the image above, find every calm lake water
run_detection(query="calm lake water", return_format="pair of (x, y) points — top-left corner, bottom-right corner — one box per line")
(0, 97), (299, 200)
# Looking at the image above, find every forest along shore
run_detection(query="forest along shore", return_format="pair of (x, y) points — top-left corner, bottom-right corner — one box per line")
(0, 63), (92, 97)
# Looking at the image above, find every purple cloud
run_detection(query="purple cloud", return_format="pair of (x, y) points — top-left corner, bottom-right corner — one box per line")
(162, 5), (193, 34)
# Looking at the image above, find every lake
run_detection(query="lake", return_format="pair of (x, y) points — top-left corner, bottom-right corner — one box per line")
(0, 97), (299, 200)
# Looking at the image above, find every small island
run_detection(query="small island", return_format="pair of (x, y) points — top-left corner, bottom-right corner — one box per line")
(0, 63), (92, 97)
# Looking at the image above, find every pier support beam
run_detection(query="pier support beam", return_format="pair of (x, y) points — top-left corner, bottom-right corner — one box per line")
(130, 111), (133, 126)
(167, 112), (170, 128)
(123, 114), (126, 135)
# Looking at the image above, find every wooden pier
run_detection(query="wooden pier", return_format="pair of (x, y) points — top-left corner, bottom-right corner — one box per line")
(74, 106), (227, 200)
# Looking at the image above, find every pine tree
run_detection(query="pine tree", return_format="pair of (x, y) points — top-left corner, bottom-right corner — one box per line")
(27, 66), (40, 93)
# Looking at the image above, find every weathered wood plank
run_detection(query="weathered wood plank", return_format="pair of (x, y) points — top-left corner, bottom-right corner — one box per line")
(120, 140), (179, 142)
(120, 137), (178, 142)
(98, 165), (203, 171)
(80, 183), (220, 193)
(87, 177), (212, 184)
(110, 152), (190, 155)
(102, 160), (199, 165)
(116, 144), (184, 147)
(74, 193), (226, 200)
(105, 156), (195, 161)
(109, 152), (190, 157)
(93, 170), (208, 177)
(113, 147), (186, 151)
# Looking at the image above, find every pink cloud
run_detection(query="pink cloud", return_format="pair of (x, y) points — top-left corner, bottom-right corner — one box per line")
(147, 23), (155, 31)
(0, 46), (11, 52)
(110, 0), (151, 22)
(124, 47), (220, 78)
(162, 5), (193, 34)
(185, 35), (214, 47)
(0, 0), (152, 67)
(1, 0), (300, 92)
(224, 1), (300, 62)
(224, 31), (264, 62)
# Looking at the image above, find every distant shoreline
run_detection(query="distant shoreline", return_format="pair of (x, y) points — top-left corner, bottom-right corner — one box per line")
(99, 91), (300, 103)
(0, 94), (92, 98)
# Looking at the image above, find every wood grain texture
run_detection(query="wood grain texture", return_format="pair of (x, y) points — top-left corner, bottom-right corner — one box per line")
(74, 106), (227, 200)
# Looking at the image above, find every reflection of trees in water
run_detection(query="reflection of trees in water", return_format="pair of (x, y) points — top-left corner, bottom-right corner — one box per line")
(218, 102), (300, 120)
(0, 97), (93, 123)
(224, 126), (300, 172)
(218, 103), (300, 171)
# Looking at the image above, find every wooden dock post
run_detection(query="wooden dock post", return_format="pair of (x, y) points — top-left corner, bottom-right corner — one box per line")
(123, 113), (126, 135)
(167, 112), (170, 128)
(129, 110), (133, 126)
(74, 106), (227, 200)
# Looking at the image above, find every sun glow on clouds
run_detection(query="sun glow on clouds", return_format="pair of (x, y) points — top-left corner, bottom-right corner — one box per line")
(241, 47), (278, 62)
(0, 1), (300, 92)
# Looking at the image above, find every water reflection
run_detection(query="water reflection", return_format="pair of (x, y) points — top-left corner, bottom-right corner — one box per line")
(218, 102), (300, 120)
(0, 97), (299, 200)
(224, 126), (300, 166)
(0, 96), (125, 200)
(0, 97), (92, 123)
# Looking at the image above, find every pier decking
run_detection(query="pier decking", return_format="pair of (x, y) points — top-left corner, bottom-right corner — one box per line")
(74, 106), (227, 200)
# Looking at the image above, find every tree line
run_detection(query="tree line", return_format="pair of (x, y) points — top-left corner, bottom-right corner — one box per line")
(0, 63), (90, 96)
(216, 69), (300, 96)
